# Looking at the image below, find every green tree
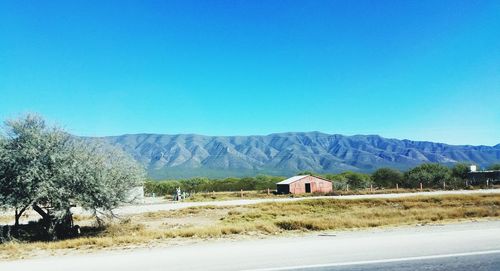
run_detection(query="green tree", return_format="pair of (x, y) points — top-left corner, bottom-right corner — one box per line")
(146, 180), (182, 196)
(339, 171), (371, 189)
(325, 174), (349, 190)
(0, 114), (145, 239)
(254, 175), (283, 190)
(371, 168), (403, 188)
(487, 164), (500, 170)
(451, 163), (470, 180)
(297, 171), (316, 176)
(180, 177), (209, 192)
(404, 163), (451, 189)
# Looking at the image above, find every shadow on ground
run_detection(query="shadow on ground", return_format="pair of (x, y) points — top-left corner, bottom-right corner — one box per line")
(1, 222), (104, 243)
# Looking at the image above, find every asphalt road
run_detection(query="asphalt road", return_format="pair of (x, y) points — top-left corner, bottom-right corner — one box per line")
(288, 252), (500, 271)
(111, 189), (499, 215)
(1, 220), (499, 271)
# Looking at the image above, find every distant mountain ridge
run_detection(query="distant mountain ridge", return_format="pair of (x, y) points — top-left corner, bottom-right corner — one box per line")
(95, 132), (500, 179)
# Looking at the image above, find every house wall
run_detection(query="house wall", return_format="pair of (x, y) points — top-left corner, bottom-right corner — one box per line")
(288, 176), (333, 194)
(467, 171), (500, 185)
(277, 184), (290, 194)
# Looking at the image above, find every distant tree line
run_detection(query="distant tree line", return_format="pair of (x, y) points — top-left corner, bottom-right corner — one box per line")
(146, 163), (500, 196)
(299, 164), (473, 190)
(145, 175), (283, 196)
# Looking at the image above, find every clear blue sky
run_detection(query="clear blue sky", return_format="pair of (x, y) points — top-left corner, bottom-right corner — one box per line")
(1, 0), (499, 145)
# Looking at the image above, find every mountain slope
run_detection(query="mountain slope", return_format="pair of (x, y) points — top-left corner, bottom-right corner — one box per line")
(96, 132), (500, 179)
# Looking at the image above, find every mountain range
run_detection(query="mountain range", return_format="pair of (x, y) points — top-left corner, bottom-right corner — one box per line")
(96, 132), (500, 179)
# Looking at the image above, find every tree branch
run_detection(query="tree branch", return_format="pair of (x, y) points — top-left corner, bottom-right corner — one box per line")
(32, 204), (51, 221)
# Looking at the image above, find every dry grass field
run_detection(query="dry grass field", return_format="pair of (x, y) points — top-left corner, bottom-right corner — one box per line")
(184, 188), (434, 202)
(1, 193), (499, 259)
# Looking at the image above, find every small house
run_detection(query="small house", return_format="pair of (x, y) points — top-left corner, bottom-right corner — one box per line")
(467, 165), (500, 185)
(276, 175), (333, 194)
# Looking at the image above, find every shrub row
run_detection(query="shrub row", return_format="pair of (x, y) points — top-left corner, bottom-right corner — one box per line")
(145, 163), (499, 196)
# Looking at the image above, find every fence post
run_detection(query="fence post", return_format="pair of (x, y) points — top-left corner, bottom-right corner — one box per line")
(443, 181), (446, 190)
(240, 189), (243, 198)
(267, 188), (270, 195)
(346, 184), (349, 191)
(420, 183), (423, 191)
(396, 183), (399, 191)
(370, 184), (373, 192)
(487, 179), (489, 188)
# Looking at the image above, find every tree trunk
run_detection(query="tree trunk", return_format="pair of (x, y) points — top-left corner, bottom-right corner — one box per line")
(13, 205), (28, 237)
(32, 204), (50, 221)
(13, 208), (20, 238)
(32, 204), (77, 240)
(14, 208), (19, 228)
(32, 204), (58, 240)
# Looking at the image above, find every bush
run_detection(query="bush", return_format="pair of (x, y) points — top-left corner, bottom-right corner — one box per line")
(404, 163), (451, 189)
(372, 168), (403, 188)
(145, 175), (284, 196)
(339, 171), (372, 189)
(451, 163), (470, 180)
(488, 164), (500, 170)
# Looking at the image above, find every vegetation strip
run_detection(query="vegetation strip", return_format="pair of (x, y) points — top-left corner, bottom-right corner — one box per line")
(145, 163), (500, 199)
(1, 193), (498, 259)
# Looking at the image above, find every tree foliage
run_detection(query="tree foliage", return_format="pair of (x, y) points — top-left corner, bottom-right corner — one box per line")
(403, 163), (451, 188)
(371, 168), (403, 188)
(0, 114), (145, 239)
(487, 164), (500, 170)
(146, 162), (483, 196)
(145, 175), (283, 196)
(451, 163), (470, 180)
(323, 171), (371, 189)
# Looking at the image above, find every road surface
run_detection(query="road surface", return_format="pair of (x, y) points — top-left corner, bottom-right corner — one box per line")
(1, 220), (499, 271)
(112, 189), (499, 215)
(288, 252), (500, 271)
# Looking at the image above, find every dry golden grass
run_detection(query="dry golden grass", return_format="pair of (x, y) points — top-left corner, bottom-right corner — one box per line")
(185, 190), (283, 202)
(0, 215), (11, 224)
(1, 193), (499, 259)
(184, 188), (437, 202)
